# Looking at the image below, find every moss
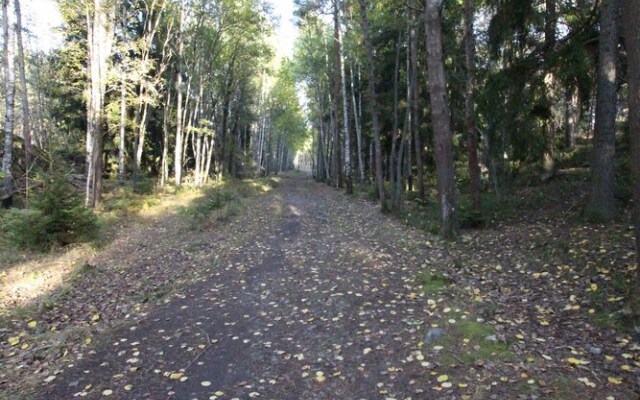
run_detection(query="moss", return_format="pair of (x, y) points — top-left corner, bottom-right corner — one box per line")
(431, 320), (513, 365)
(417, 270), (451, 294)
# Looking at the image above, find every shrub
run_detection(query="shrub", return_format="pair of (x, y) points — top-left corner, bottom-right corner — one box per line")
(0, 175), (100, 250)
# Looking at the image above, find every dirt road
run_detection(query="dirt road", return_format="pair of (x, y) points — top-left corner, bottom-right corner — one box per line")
(41, 175), (436, 399)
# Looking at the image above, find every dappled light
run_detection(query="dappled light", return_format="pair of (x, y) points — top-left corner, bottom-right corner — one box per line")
(1, 0), (640, 398)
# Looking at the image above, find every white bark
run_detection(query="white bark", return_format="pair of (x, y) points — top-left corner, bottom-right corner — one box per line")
(2, 0), (16, 200)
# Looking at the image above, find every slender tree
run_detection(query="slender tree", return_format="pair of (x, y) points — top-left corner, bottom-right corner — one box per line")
(409, 0), (425, 201)
(357, 0), (385, 210)
(464, 0), (481, 213)
(2, 0), (16, 204)
(585, 0), (619, 221)
(335, 0), (352, 194)
(13, 0), (31, 180)
(425, 0), (457, 238)
(174, 0), (185, 187)
(85, 0), (115, 207)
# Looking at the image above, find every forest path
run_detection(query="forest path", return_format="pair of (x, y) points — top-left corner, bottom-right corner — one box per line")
(41, 175), (438, 399)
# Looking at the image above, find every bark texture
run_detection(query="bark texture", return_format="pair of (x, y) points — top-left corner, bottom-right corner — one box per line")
(2, 0), (16, 202)
(425, 0), (457, 239)
(621, 0), (640, 313)
(586, 0), (619, 221)
(85, 0), (115, 207)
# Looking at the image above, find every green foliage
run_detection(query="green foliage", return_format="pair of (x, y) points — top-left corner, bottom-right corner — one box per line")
(432, 320), (513, 365)
(1, 175), (100, 250)
(101, 186), (160, 214)
(418, 270), (451, 294)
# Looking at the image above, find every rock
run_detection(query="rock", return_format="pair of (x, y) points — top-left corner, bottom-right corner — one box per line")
(423, 328), (445, 344)
(485, 335), (498, 343)
(589, 346), (602, 355)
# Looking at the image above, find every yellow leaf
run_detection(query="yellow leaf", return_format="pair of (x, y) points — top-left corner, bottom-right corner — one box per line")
(567, 357), (589, 365)
(124, 384), (133, 391)
(621, 365), (631, 372)
(315, 371), (326, 383)
(91, 314), (100, 322)
(169, 372), (183, 380)
(515, 334), (525, 340)
(577, 377), (596, 387)
(607, 376), (622, 384)
(8, 336), (20, 346)
(437, 375), (449, 383)
(27, 321), (37, 329)
(21, 343), (29, 350)
(85, 337), (92, 345)
(590, 283), (598, 291)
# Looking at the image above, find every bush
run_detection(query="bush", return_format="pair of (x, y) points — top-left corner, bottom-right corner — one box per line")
(0, 175), (100, 250)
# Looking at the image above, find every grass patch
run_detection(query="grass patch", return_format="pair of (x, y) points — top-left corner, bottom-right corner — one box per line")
(431, 320), (513, 365)
(417, 270), (451, 294)
(178, 177), (279, 231)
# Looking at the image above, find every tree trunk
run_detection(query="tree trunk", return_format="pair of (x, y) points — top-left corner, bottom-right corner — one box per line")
(335, 0), (352, 194)
(541, 0), (557, 182)
(357, 0), (386, 210)
(586, 0), (619, 221)
(174, 0), (185, 187)
(160, 91), (170, 187)
(425, 0), (457, 239)
(85, 0), (114, 207)
(326, 32), (341, 188)
(14, 0), (31, 186)
(464, 0), (481, 213)
(390, 31), (402, 210)
(621, 0), (640, 314)
(350, 62), (365, 183)
(2, 0), (15, 203)
(409, 0), (425, 201)
(118, 74), (127, 182)
(564, 87), (580, 148)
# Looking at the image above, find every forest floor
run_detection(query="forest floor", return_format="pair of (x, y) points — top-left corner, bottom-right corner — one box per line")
(1, 173), (639, 399)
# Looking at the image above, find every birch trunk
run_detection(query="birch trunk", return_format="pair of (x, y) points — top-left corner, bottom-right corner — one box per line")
(2, 0), (16, 202)
(160, 91), (170, 187)
(335, 0), (352, 194)
(85, 0), (114, 207)
(174, 0), (185, 186)
(350, 62), (365, 183)
(118, 74), (127, 181)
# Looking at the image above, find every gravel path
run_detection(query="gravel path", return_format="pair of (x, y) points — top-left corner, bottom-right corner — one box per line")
(40, 176), (436, 399)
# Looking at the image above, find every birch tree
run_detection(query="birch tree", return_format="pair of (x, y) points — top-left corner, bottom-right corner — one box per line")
(2, 0), (16, 204)
(85, 0), (115, 207)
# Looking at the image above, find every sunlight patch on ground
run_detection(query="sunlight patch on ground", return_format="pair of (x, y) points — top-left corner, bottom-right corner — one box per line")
(0, 246), (93, 312)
